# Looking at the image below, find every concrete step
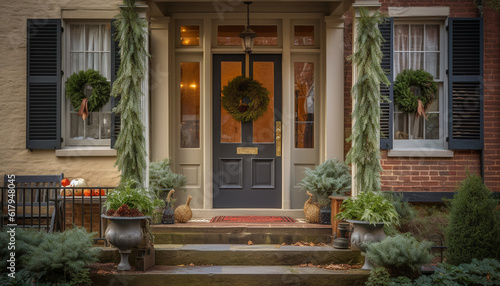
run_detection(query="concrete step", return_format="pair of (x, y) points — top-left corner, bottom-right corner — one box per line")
(91, 265), (369, 286)
(99, 244), (363, 266)
(151, 224), (333, 244)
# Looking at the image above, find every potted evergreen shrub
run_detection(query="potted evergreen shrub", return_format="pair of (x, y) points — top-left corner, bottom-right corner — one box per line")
(149, 158), (187, 223)
(299, 158), (351, 224)
(335, 191), (399, 270)
(102, 179), (162, 271)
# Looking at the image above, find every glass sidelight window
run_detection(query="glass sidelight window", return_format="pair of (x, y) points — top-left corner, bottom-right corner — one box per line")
(294, 61), (315, 148)
(180, 62), (201, 148)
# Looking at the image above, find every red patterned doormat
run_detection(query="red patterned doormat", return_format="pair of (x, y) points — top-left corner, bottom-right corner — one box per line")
(210, 216), (296, 223)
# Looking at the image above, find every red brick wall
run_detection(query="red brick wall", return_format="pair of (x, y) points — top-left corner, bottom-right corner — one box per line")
(343, 1), (500, 193)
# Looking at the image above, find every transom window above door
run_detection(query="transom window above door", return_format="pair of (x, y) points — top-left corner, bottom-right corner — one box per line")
(216, 25), (279, 47)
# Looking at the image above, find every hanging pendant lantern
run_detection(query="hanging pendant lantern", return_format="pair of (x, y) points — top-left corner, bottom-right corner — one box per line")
(239, 1), (257, 54)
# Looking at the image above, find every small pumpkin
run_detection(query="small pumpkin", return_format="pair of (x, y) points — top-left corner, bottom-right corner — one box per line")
(92, 189), (104, 196)
(61, 178), (71, 187)
(83, 189), (92, 197)
(73, 188), (83, 196)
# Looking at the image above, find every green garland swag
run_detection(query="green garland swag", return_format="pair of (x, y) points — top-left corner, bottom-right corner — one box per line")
(221, 75), (270, 122)
(393, 69), (438, 114)
(65, 69), (111, 112)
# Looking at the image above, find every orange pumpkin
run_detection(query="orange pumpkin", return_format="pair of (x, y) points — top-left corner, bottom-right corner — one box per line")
(61, 178), (70, 187)
(92, 189), (101, 196)
(73, 188), (83, 196)
(83, 189), (92, 196)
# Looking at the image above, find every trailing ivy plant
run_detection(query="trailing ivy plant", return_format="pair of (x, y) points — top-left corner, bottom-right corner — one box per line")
(365, 233), (433, 279)
(346, 8), (390, 193)
(299, 158), (351, 206)
(112, 0), (150, 184)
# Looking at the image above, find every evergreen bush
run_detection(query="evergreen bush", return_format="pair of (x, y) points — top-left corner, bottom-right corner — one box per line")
(445, 173), (500, 265)
(365, 233), (433, 279)
(367, 258), (500, 286)
(0, 227), (99, 285)
(299, 158), (351, 206)
(149, 158), (187, 200)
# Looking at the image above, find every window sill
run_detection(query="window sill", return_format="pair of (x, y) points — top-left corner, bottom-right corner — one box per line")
(387, 149), (453, 158)
(55, 147), (117, 157)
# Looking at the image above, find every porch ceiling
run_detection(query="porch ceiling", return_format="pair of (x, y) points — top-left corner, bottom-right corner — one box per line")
(151, 0), (352, 16)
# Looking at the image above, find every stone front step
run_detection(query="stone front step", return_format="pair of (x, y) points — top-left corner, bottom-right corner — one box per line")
(151, 223), (333, 244)
(99, 244), (363, 266)
(91, 265), (369, 286)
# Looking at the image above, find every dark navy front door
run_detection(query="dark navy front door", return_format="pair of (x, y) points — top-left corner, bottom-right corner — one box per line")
(213, 54), (282, 208)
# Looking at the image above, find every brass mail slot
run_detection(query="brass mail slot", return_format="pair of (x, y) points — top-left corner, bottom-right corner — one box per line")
(237, 147), (258, 155)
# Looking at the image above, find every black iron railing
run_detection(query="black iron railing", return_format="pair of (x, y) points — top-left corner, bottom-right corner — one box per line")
(1, 186), (114, 243)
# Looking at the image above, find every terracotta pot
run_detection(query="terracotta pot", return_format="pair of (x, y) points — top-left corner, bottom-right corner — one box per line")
(347, 219), (386, 270)
(102, 215), (150, 271)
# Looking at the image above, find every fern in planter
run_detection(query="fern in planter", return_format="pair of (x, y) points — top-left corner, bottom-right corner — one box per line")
(335, 191), (399, 225)
(299, 158), (351, 206)
(105, 178), (162, 217)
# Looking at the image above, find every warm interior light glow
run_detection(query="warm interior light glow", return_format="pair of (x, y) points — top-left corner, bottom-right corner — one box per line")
(190, 83), (197, 88)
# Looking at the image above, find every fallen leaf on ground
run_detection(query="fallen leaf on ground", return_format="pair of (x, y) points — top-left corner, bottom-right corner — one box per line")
(248, 240), (253, 245)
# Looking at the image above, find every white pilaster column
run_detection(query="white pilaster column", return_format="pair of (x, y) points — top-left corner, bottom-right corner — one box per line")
(150, 17), (170, 163)
(324, 17), (345, 161)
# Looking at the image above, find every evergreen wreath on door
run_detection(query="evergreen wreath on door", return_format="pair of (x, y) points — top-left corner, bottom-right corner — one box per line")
(65, 69), (111, 113)
(393, 69), (438, 118)
(221, 75), (270, 122)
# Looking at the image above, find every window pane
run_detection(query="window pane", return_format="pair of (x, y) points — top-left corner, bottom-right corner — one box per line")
(220, 62), (242, 143)
(254, 26), (278, 46)
(425, 53), (439, 79)
(70, 53), (84, 75)
(394, 25), (409, 51)
(86, 25), (100, 52)
(294, 26), (314, 46)
(70, 24), (84, 51)
(294, 62), (314, 148)
(410, 25), (424, 51)
(253, 61), (274, 143)
(180, 25), (200, 46)
(101, 52), (111, 79)
(180, 62), (200, 148)
(394, 52), (408, 75)
(86, 113), (100, 139)
(425, 25), (439, 51)
(410, 114), (424, 140)
(410, 52), (424, 70)
(70, 113), (84, 139)
(218, 25), (245, 46)
(101, 112), (111, 139)
(101, 24), (111, 51)
(86, 52), (100, 71)
(218, 25), (278, 46)
(395, 112), (409, 140)
(425, 113), (439, 139)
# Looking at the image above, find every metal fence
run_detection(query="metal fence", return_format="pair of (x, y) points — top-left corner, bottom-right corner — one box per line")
(1, 186), (113, 243)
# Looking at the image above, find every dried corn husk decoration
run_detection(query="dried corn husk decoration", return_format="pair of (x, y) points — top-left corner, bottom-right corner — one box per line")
(304, 191), (321, 223)
(174, 195), (192, 223)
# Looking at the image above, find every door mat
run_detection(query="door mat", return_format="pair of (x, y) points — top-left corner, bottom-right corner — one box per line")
(210, 216), (296, 223)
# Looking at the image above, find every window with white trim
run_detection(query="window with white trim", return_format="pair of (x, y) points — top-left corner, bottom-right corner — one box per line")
(65, 22), (112, 146)
(393, 22), (446, 150)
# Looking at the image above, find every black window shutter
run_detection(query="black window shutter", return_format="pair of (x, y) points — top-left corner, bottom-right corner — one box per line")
(26, 19), (61, 150)
(448, 18), (483, 150)
(379, 18), (394, 150)
(110, 19), (121, 148)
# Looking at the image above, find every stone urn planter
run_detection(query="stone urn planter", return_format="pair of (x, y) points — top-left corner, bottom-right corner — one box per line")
(102, 215), (150, 271)
(347, 219), (386, 270)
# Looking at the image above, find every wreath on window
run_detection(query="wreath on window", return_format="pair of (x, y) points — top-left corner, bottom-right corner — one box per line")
(221, 75), (270, 122)
(393, 69), (438, 118)
(65, 69), (111, 120)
